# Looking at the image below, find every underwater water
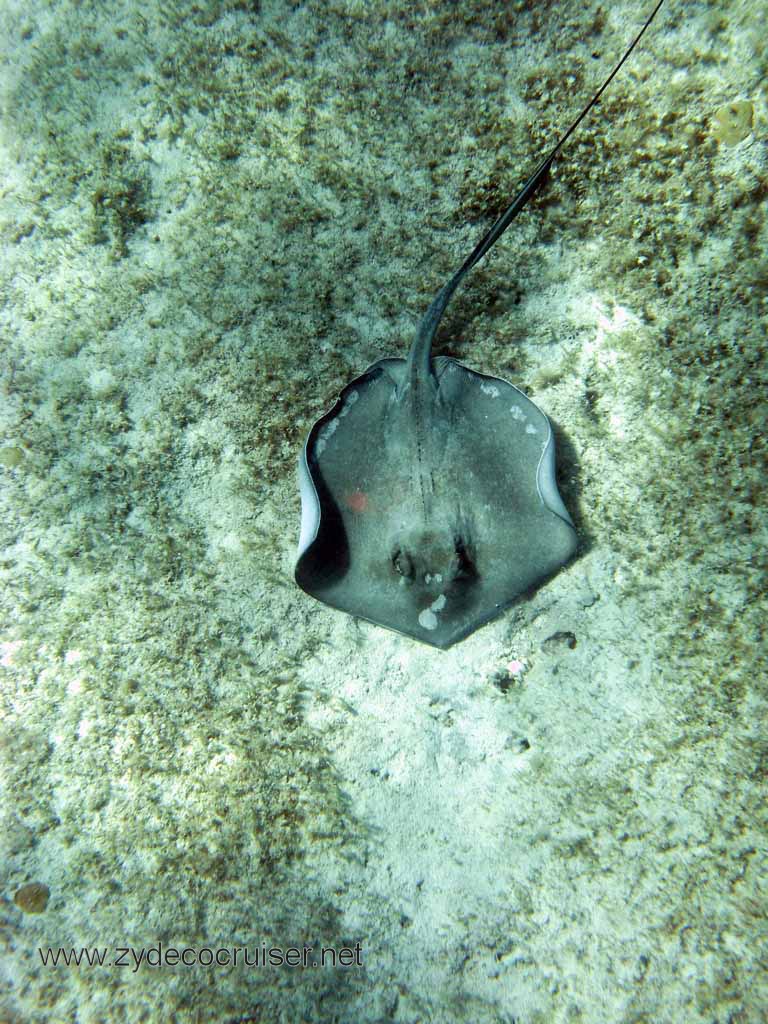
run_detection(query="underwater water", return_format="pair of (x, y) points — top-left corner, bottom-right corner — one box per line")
(0, 0), (765, 1021)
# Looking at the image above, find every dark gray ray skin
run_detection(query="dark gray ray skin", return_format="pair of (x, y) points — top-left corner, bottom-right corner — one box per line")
(295, 0), (666, 648)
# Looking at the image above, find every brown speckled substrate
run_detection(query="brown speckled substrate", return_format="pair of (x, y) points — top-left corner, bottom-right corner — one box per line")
(0, 1), (765, 1021)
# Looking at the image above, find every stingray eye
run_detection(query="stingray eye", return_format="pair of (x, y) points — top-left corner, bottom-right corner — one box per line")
(392, 548), (414, 580)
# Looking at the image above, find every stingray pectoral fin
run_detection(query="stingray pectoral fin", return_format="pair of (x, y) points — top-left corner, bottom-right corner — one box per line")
(297, 442), (321, 557)
(295, 358), (402, 597)
(438, 359), (578, 605)
(537, 426), (575, 527)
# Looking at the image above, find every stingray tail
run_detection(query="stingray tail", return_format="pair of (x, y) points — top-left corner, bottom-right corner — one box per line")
(405, 0), (666, 383)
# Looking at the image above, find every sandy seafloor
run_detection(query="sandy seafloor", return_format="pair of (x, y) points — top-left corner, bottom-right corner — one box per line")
(0, 0), (766, 1021)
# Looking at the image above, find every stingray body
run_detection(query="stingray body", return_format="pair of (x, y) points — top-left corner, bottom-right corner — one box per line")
(297, 354), (576, 647)
(296, 1), (666, 649)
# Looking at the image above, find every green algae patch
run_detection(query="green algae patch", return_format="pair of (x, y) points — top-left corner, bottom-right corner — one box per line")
(13, 882), (50, 914)
(712, 101), (754, 144)
(0, 446), (24, 468)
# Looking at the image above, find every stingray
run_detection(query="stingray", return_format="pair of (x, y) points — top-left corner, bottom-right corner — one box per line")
(296, 0), (666, 649)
